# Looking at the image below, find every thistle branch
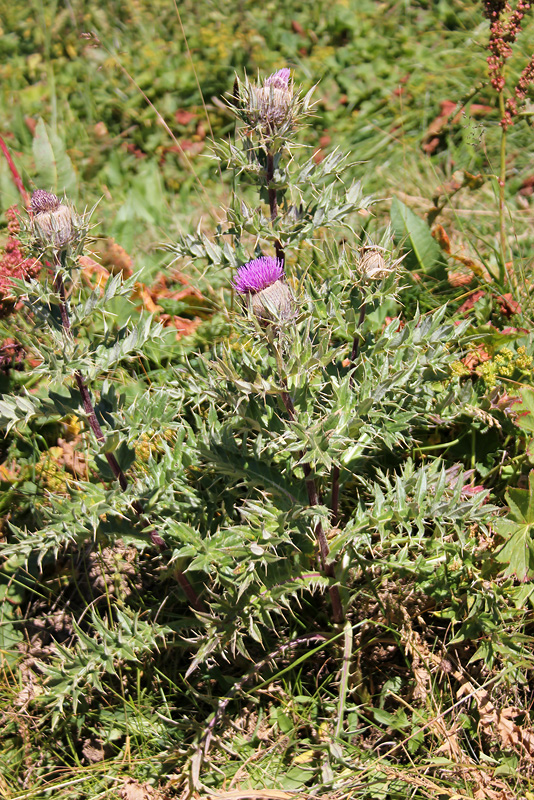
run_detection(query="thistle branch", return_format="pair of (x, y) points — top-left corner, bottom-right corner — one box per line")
(53, 255), (204, 612)
(280, 389), (343, 623)
(266, 150), (284, 263)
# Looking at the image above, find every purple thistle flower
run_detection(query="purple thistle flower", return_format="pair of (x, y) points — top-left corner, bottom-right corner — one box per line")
(31, 190), (60, 214)
(233, 256), (285, 294)
(265, 68), (291, 90)
(247, 69), (293, 133)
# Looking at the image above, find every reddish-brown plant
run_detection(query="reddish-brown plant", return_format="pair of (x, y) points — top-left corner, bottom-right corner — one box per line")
(482, 0), (533, 128)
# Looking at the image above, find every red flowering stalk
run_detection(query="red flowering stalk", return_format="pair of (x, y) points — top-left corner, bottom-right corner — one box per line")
(483, 0), (533, 127)
(0, 135), (30, 207)
(503, 54), (534, 125)
(481, 0), (533, 278)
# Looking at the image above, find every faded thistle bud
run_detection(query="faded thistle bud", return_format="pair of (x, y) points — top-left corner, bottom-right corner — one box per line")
(233, 256), (294, 324)
(249, 69), (293, 135)
(357, 247), (396, 281)
(30, 190), (79, 251)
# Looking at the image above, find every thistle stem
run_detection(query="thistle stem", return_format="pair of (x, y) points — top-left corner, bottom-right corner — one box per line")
(350, 301), (367, 363)
(53, 266), (128, 491)
(53, 257), (204, 612)
(266, 150), (284, 262)
(280, 390), (343, 623)
(330, 464), (340, 527)
(266, 149), (341, 622)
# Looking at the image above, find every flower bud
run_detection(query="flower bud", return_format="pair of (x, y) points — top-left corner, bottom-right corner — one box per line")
(30, 190), (79, 250)
(358, 247), (395, 280)
(249, 69), (293, 134)
(233, 256), (294, 324)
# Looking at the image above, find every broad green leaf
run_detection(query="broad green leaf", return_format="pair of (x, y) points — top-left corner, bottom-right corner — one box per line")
(33, 118), (77, 198)
(390, 196), (446, 276)
(495, 471), (534, 580)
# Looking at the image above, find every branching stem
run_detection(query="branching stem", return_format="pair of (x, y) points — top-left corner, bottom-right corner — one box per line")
(280, 390), (343, 623)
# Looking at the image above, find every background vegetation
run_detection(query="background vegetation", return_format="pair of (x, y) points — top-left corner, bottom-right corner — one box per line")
(1, 1), (534, 798)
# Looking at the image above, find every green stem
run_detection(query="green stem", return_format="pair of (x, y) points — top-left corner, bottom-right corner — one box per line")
(412, 436), (462, 454)
(498, 89), (509, 283)
(334, 620), (353, 739)
(351, 301), (367, 364)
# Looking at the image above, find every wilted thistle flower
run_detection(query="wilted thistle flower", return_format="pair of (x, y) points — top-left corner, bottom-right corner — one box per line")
(30, 190), (79, 251)
(357, 247), (397, 281)
(249, 68), (294, 135)
(233, 256), (293, 323)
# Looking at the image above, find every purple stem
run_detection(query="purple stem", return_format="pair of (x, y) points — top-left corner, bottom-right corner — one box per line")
(53, 260), (204, 612)
(266, 150), (284, 263)
(265, 149), (341, 622)
(331, 465), (340, 527)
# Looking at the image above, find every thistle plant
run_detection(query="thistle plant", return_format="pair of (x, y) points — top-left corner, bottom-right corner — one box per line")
(0, 188), (203, 610)
(168, 68), (494, 668)
(27, 191), (127, 487)
(0, 52), (525, 797)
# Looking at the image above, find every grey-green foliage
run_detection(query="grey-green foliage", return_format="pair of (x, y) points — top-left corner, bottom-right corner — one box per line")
(0, 271), (163, 430)
(0, 71), (501, 732)
(44, 609), (171, 727)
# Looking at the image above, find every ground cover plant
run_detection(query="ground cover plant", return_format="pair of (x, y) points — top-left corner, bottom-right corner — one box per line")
(1, 1), (534, 799)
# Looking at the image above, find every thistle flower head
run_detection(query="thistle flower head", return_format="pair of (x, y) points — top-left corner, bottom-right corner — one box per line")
(248, 68), (294, 135)
(265, 68), (291, 90)
(30, 190), (61, 214)
(30, 190), (81, 252)
(233, 256), (293, 323)
(233, 256), (284, 294)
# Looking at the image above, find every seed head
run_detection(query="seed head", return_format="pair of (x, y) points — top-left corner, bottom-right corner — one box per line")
(358, 247), (396, 281)
(233, 256), (293, 323)
(30, 190), (79, 251)
(249, 69), (294, 134)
